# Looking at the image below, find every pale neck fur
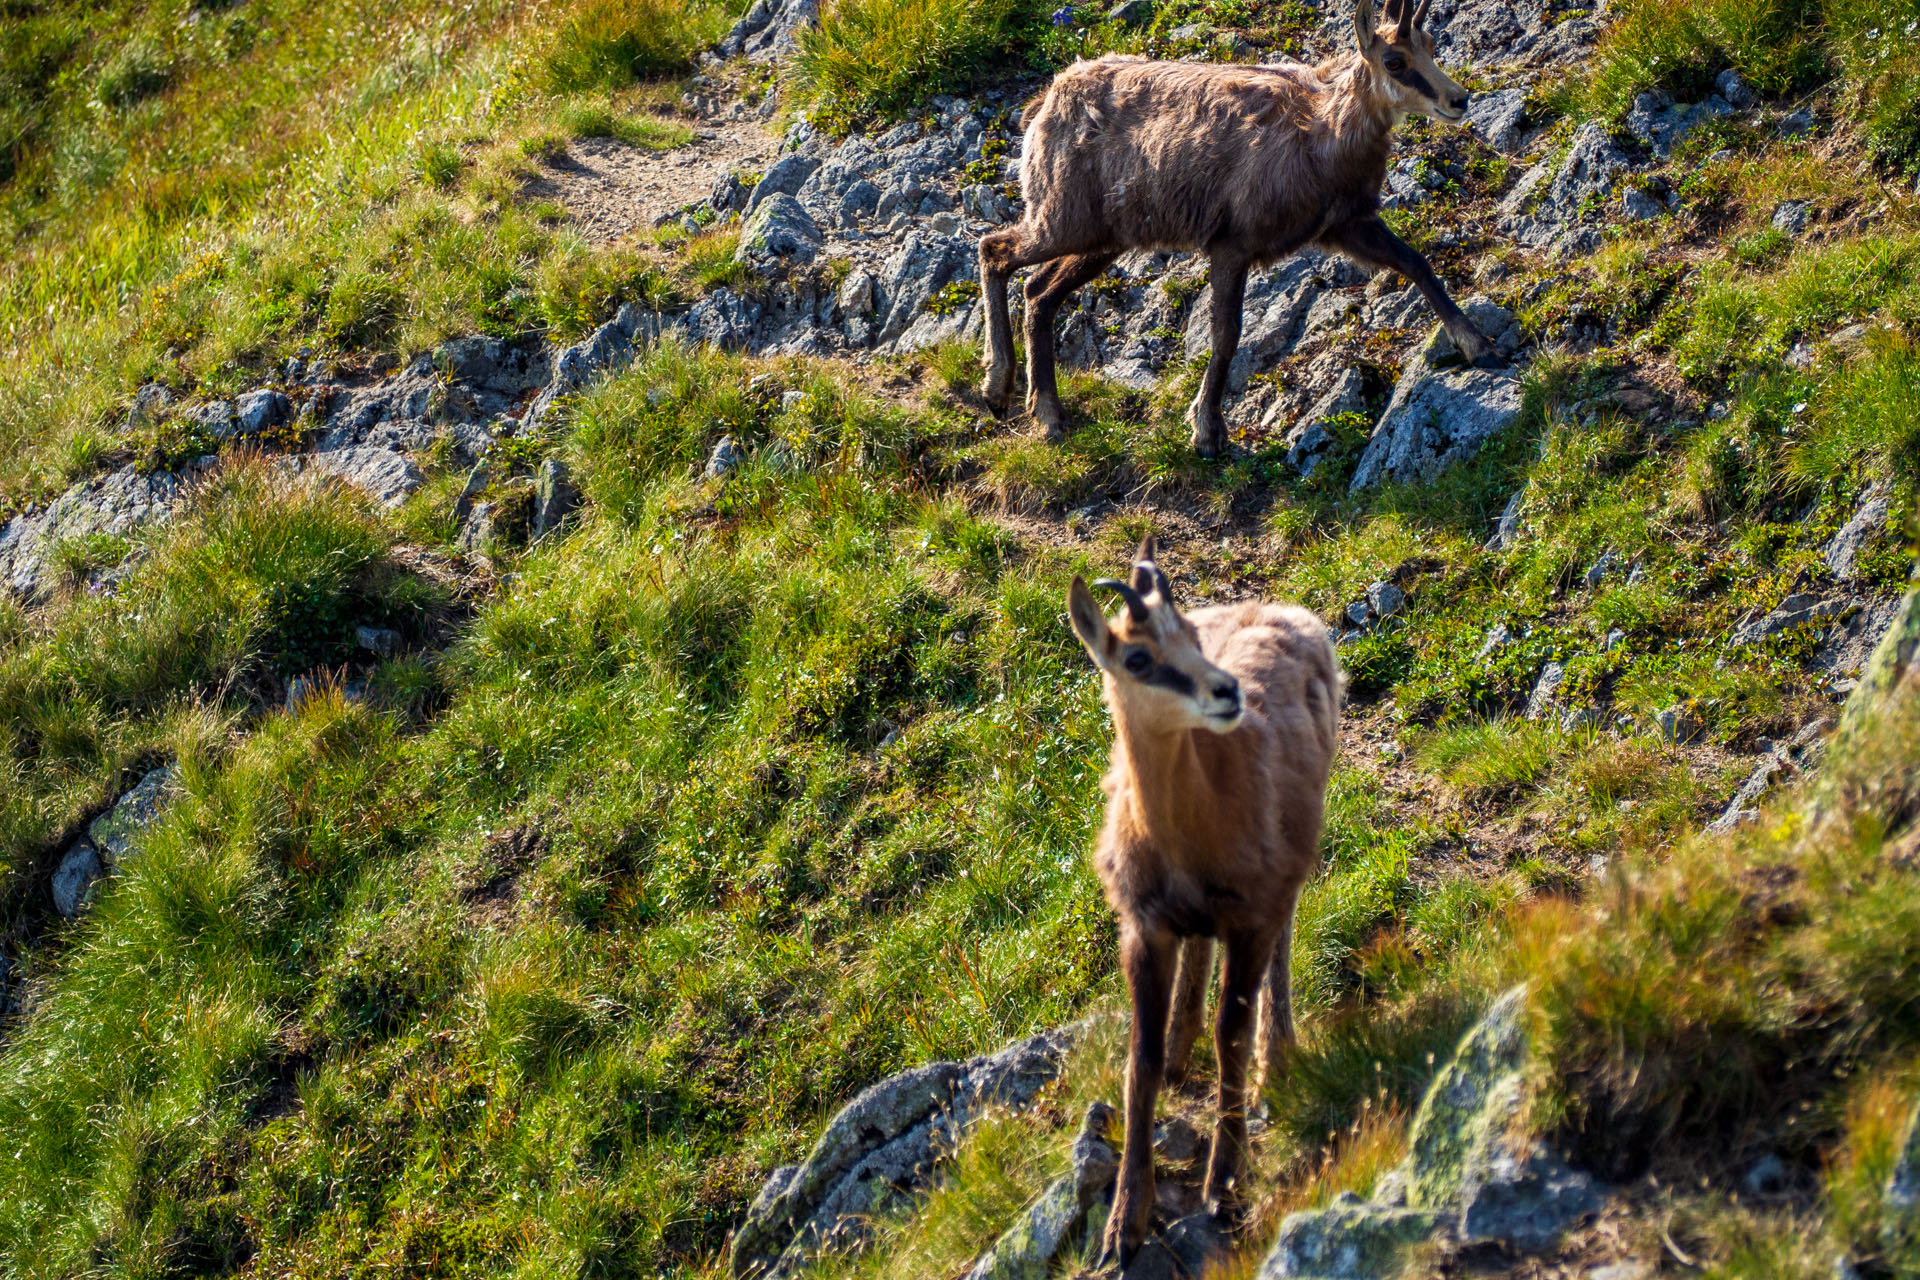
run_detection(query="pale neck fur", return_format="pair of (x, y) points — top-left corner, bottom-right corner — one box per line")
(1312, 54), (1399, 167)
(1108, 695), (1216, 847)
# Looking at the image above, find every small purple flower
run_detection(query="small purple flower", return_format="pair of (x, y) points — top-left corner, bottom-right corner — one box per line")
(1052, 5), (1076, 25)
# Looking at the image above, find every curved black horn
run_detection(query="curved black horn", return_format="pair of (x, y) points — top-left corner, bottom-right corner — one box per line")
(1091, 578), (1149, 623)
(1412, 0), (1432, 24)
(1147, 563), (1174, 606)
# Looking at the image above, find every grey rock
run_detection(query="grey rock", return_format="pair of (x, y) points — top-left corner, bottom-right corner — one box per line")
(1169, 21), (1212, 41)
(1583, 550), (1618, 589)
(1622, 185), (1666, 220)
(522, 303), (672, 428)
(1886, 1097), (1920, 1214)
(964, 1103), (1116, 1280)
(1625, 90), (1732, 158)
(707, 436), (745, 480)
(1350, 358), (1523, 491)
(1477, 623), (1514, 661)
(1744, 1154), (1788, 1196)
(740, 192), (823, 268)
(1826, 483), (1890, 580)
(961, 183), (1012, 223)
(1817, 595), (1905, 679)
(1459, 1141), (1604, 1251)
(689, 289), (765, 349)
(532, 457), (580, 540)
(1346, 600), (1374, 629)
(1772, 200), (1811, 235)
(746, 153), (822, 215)
(1500, 122), (1632, 246)
(732, 1026), (1081, 1279)
(1779, 106), (1816, 138)
(235, 388), (292, 436)
(308, 447), (425, 509)
(1716, 69), (1757, 110)
(193, 400), (238, 437)
(716, 0), (822, 60)
(1488, 488), (1526, 550)
(128, 383), (174, 427)
(457, 501), (497, 555)
(1285, 367), (1368, 478)
(1261, 1199), (1447, 1278)
(1423, 295), (1520, 364)
(1657, 705), (1704, 745)
(711, 171), (751, 213)
(1467, 88), (1531, 153)
(454, 463), (490, 526)
(51, 841), (103, 918)
(1524, 662), (1566, 720)
(1184, 255), (1324, 393)
(875, 231), (974, 345)
(0, 465), (196, 602)
(1110, 0), (1154, 22)
(1735, 592), (1850, 644)
(355, 626), (403, 658)
(1367, 580), (1406, 621)
(90, 765), (177, 867)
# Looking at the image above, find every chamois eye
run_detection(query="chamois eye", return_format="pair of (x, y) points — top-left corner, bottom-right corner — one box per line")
(1384, 53), (1406, 71)
(1123, 649), (1152, 676)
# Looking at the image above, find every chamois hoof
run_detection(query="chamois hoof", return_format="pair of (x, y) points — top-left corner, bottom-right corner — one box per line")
(1469, 350), (1509, 371)
(980, 367), (1015, 409)
(1030, 397), (1068, 443)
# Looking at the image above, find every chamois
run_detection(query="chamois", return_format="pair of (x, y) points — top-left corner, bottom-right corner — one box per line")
(1067, 538), (1340, 1264)
(980, 0), (1500, 458)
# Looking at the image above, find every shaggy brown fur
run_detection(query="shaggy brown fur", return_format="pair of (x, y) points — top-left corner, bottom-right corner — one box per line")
(1067, 538), (1341, 1264)
(980, 0), (1499, 457)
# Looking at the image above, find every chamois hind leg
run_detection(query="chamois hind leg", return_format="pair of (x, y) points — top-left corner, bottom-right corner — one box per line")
(1322, 216), (1504, 370)
(1102, 922), (1177, 1268)
(1165, 936), (1213, 1088)
(1024, 250), (1117, 442)
(1203, 928), (1269, 1217)
(1252, 894), (1300, 1096)
(979, 225), (1082, 409)
(1189, 246), (1250, 458)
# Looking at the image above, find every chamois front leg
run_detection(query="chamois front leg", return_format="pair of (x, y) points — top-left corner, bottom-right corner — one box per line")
(1165, 936), (1213, 1087)
(1203, 929), (1269, 1217)
(1025, 251), (1119, 442)
(1103, 922), (1177, 1268)
(1323, 216), (1505, 370)
(1189, 247), (1250, 458)
(978, 229), (1022, 408)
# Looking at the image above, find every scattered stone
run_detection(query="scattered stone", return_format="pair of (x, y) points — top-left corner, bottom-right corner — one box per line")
(0, 465), (198, 603)
(1778, 106), (1816, 138)
(1110, 0), (1154, 22)
(1153, 1114), (1204, 1164)
(1524, 662), (1566, 720)
(1716, 69), (1757, 110)
(1477, 623), (1513, 661)
(1367, 580), (1406, 621)
(1625, 90), (1732, 158)
(1657, 705), (1704, 745)
(1817, 596), (1905, 678)
(50, 764), (179, 917)
(128, 383), (174, 428)
(1284, 368), (1368, 479)
(1466, 88), (1531, 153)
(1772, 200), (1811, 235)
(745, 154), (823, 215)
(531, 457), (580, 540)
(1622, 185), (1666, 220)
(707, 436), (745, 480)
(1707, 754), (1791, 833)
(1346, 600), (1373, 629)
(1583, 550), (1618, 589)
(1488, 488), (1526, 551)
(355, 626), (403, 658)
(1744, 1154), (1788, 1197)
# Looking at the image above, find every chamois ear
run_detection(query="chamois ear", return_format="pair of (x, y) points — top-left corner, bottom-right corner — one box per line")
(1068, 576), (1114, 665)
(1353, 0), (1380, 50)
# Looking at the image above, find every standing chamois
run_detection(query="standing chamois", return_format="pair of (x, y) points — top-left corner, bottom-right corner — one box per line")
(980, 0), (1501, 458)
(1067, 538), (1341, 1264)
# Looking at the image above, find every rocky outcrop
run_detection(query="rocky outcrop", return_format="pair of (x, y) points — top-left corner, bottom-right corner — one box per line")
(964, 1102), (1117, 1280)
(0, 464), (207, 603)
(729, 1025), (1082, 1279)
(1259, 988), (1603, 1278)
(50, 765), (178, 917)
(1349, 317), (1524, 491)
(715, 0), (821, 62)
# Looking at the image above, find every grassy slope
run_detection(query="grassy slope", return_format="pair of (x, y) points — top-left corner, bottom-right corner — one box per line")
(0, 0), (1917, 1277)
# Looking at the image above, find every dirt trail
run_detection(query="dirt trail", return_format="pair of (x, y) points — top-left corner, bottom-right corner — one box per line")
(526, 114), (777, 245)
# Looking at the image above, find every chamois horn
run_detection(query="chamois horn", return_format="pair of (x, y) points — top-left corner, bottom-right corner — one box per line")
(1092, 578), (1150, 622)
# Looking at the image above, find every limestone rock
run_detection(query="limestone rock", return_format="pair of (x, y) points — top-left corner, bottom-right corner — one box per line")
(1826, 483), (1891, 581)
(50, 764), (178, 917)
(964, 1103), (1116, 1280)
(1261, 1196), (1447, 1279)
(1487, 488), (1526, 551)
(0, 465), (199, 602)
(307, 447), (425, 510)
(531, 458), (580, 540)
(1349, 358), (1523, 491)
(740, 193), (823, 270)
(1285, 367), (1368, 479)
(1523, 662), (1566, 720)
(716, 0), (822, 61)
(746, 154), (822, 215)
(1466, 87), (1532, 153)
(1734, 592), (1851, 645)
(51, 842), (104, 918)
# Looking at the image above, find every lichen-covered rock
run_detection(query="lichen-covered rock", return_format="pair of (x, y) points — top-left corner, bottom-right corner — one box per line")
(731, 1026), (1082, 1279)
(49, 764), (178, 917)
(0, 465), (201, 602)
(51, 842), (104, 918)
(964, 1103), (1116, 1280)
(1261, 1196), (1447, 1279)
(715, 0), (821, 60)
(1826, 483), (1892, 581)
(1259, 987), (1601, 1278)
(1839, 591), (1919, 739)
(1285, 367), (1368, 479)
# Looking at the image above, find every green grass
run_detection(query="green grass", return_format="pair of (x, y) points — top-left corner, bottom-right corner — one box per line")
(790, 0), (1030, 127)
(538, 0), (732, 93)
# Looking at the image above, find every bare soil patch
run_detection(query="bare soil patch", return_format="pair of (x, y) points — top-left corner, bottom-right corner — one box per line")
(525, 118), (777, 245)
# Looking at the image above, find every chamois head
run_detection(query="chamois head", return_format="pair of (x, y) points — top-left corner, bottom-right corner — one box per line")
(1353, 0), (1469, 124)
(1068, 536), (1244, 734)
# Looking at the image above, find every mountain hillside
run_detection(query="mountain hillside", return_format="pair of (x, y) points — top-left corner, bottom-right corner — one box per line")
(0, 0), (1916, 1277)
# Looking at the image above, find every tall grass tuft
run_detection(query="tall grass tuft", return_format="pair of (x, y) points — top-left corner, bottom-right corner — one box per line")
(790, 0), (1025, 124)
(540, 0), (732, 93)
